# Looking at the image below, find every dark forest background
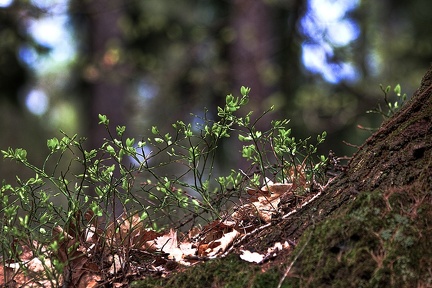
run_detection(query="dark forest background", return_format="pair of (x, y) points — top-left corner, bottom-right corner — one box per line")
(1, 0), (431, 183)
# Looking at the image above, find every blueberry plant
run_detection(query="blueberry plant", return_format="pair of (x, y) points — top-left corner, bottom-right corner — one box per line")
(0, 87), (327, 284)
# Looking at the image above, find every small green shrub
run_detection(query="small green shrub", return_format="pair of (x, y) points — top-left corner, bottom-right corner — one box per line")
(0, 86), (327, 284)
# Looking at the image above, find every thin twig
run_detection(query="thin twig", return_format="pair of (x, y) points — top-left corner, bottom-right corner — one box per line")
(342, 140), (361, 149)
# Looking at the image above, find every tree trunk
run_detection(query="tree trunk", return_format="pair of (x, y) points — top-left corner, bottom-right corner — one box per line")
(77, 0), (128, 150)
(73, 0), (129, 216)
(229, 0), (276, 129)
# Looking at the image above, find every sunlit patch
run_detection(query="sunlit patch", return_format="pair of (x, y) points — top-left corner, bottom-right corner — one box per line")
(129, 144), (153, 167)
(25, 89), (49, 115)
(302, 43), (331, 74)
(0, 0), (13, 7)
(25, 13), (76, 72)
(300, 0), (360, 83)
(309, 0), (359, 23)
(327, 19), (359, 47)
(28, 17), (64, 48)
(138, 80), (159, 101)
(302, 43), (358, 84)
(19, 45), (39, 67)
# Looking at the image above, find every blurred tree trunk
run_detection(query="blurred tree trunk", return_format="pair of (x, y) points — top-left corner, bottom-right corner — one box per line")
(225, 0), (280, 172)
(75, 0), (129, 150)
(72, 0), (129, 215)
(229, 0), (276, 129)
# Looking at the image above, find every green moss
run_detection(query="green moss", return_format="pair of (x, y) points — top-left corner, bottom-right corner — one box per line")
(131, 254), (283, 288)
(253, 266), (291, 288)
(283, 187), (432, 287)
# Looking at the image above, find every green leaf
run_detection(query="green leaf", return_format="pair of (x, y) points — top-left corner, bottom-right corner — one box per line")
(126, 137), (135, 147)
(394, 84), (401, 96)
(242, 145), (255, 159)
(226, 94), (234, 104)
(240, 86), (251, 96)
(90, 202), (103, 217)
(119, 148), (125, 160)
(60, 136), (71, 147)
(317, 131), (327, 143)
(15, 148), (27, 161)
(238, 134), (252, 142)
(98, 114), (109, 125)
(151, 126), (159, 135)
(47, 137), (59, 151)
(106, 145), (115, 155)
(84, 149), (97, 159)
(116, 125), (126, 136)
(140, 211), (148, 221)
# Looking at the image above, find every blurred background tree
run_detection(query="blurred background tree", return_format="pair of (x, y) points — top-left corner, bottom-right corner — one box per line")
(1, 0), (431, 182)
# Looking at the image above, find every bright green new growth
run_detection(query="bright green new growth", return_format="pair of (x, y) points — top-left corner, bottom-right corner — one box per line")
(0, 87), (327, 283)
(368, 83), (408, 118)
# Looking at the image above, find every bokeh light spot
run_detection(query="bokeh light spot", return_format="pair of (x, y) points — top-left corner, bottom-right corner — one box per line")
(25, 89), (49, 115)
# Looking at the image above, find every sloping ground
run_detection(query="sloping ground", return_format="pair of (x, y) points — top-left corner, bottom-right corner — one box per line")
(132, 67), (432, 287)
